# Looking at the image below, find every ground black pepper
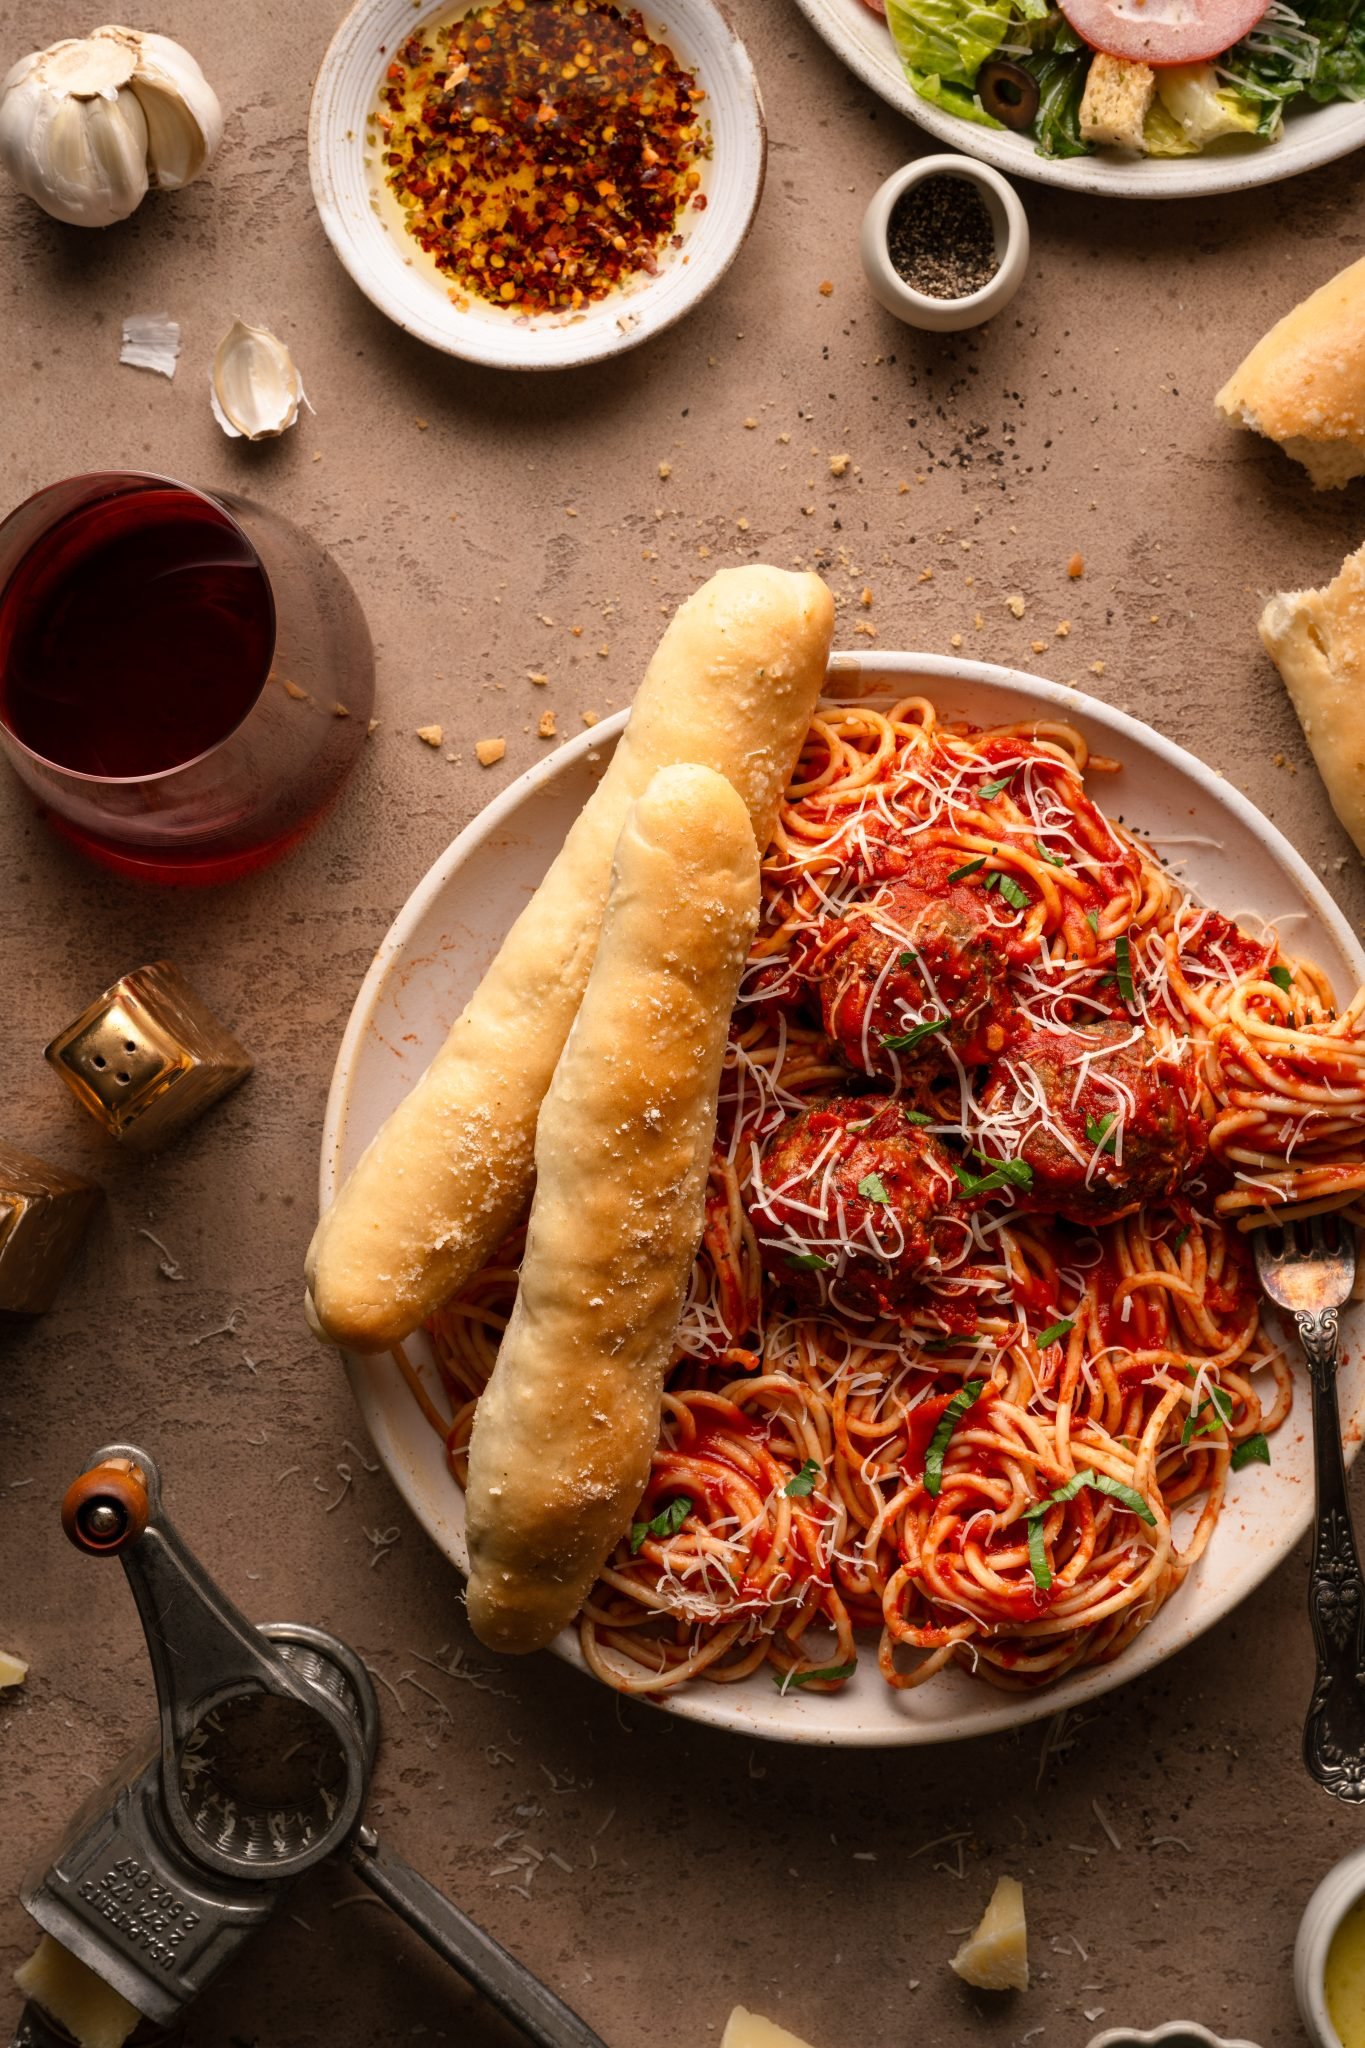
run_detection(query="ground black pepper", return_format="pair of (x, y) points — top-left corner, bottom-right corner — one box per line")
(887, 175), (999, 301)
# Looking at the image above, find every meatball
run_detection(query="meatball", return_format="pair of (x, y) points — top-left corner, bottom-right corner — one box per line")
(815, 861), (1014, 1078)
(749, 1095), (971, 1318)
(979, 1021), (1207, 1224)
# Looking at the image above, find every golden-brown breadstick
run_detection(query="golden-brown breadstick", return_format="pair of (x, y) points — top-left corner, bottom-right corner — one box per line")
(464, 763), (760, 1653)
(305, 566), (833, 1350)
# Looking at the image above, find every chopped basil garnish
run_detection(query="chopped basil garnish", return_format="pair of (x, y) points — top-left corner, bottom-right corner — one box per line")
(971, 1149), (1033, 1189)
(1085, 1112), (1117, 1156)
(775, 1661), (858, 1691)
(1037, 842), (1068, 868)
(882, 1016), (950, 1053)
(786, 1251), (830, 1272)
(978, 776), (1010, 799)
(1231, 1433), (1271, 1471)
(1172, 1225), (1190, 1253)
(1270, 964), (1293, 993)
(785, 1460), (821, 1497)
(1181, 1384), (1233, 1448)
(1023, 1468), (1156, 1586)
(630, 1495), (692, 1554)
(858, 1172), (890, 1204)
(956, 1158), (1035, 1198)
(1085, 909), (1100, 936)
(1035, 1317), (1074, 1349)
(903, 1108), (933, 1126)
(1116, 932), (1136, 1006)
(983, 870), (1002, 893)
(898, 950), (917, 968)
(948, 856), (986, 881)
(924, 1380), (986, 1498)
(998, 875), (1031, 912)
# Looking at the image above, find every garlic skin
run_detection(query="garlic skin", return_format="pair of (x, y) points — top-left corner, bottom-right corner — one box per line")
(211, 319), (305, 441)
(0, 25), (221, 228)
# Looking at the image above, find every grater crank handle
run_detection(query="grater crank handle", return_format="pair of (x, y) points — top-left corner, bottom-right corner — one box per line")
(349, 1827), (608, 2048)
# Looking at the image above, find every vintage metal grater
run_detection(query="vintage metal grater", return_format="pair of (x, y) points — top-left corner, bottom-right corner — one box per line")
(12, 1445), (607, 2048)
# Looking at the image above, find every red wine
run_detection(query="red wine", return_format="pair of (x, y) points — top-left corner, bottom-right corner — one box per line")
(0, 484), (274, 778)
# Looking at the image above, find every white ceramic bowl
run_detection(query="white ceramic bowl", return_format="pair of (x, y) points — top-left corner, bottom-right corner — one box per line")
(1087, 2027), (1262, 2048)
(860, 155), (1028, 332)
(319, 650), (1365, 1747)
(1297, 1846), (1365, 2046)
(309, 0), (765, 369)
(793, 0), (1365, 198)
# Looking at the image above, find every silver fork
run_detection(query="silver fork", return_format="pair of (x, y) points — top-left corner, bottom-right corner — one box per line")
(1255, 1215), (1364, 1800)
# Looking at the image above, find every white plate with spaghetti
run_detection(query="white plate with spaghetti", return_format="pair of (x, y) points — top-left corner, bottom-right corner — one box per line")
(792, 0), (1365, 198)
(320, 651), (1365, 1746)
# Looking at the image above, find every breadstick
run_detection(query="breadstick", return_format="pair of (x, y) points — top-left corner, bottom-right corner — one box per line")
(464, 763), (760, 1653)
(305, 566), (833, 1350)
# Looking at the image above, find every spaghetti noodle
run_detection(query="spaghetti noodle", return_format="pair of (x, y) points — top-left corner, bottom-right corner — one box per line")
(410, 697), (1365, 1698)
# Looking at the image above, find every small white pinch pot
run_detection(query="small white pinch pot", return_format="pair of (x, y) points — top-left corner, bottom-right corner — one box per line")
(860, 153), (1029, 334)
(1084, 2027), (1262, 2048)
(1297, 1843), (1365, 2047)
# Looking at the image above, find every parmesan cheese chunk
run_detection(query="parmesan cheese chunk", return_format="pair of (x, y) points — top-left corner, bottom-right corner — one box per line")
(15, 1936), (142, 2048)
(721, 2007), (819, 2048)
(0, 1649), (27, 1686)
(949, 1875), (1029, 1992)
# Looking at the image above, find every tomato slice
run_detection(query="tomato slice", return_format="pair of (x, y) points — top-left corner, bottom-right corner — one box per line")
(1058, 0), (1267, 65)
(857, 0), (887, 14)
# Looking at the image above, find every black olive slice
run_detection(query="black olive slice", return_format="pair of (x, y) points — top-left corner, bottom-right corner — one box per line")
(978, 59), (1041, 130)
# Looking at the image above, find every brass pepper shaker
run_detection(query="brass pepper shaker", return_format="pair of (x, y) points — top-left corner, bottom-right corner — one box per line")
(0, 1144), (101, 1313)
(45, 962), (252, 1151)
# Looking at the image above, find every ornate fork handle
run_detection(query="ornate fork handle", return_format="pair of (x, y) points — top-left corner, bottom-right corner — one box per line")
(1300, 1306), (1365, 1800)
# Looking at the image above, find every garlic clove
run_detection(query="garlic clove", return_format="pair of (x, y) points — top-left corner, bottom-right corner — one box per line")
(211, 318), (305, 441)
(92, 26), (223, 189)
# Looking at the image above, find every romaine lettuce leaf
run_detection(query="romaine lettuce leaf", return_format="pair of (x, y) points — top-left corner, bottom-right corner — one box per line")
(1020, 43), (1091, 154)
(904, 66), (1007, 123)
(887, 0), (1015, 91)
(1153, 61), (1270, 142)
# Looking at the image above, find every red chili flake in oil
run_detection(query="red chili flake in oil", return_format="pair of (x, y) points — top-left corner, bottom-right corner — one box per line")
(376, 0), (710, 316)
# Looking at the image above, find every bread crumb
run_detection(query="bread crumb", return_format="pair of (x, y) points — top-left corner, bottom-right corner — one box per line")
(415, 417), (428, 430)
(818, 279), (834, 296)
(598, 644), (610, 657)
(283, 678), (309, 701)
(898, 481), (909, 494)
(698, 544), (711, 559)
(475, 736), (505, 766)
(1068, 553), (1085, 578)
(367, 718), (380, 737)
(950, 633), (963, 649)
(658, 461), (671, 478)
(565, 506), (578, 517)
(582, 708), (599, 726)
(737, 517), (750, 531)
(1056, 621), (1071, 637)
(527, 670), (549, 685)
(918, 567), (934, 583)
(416, 724), (443, 747)
(854, 620), (876, 638)
(1006, 593), (1026, 618)
(778, 432), (791, 445)
(743, 416), (758, 430)
(332, 701), (350, 718)
(829, 452), (850, 477)
(1090, 660), (1105, 676)
(860, 586), (873, 607)
(1031, 639), (1047, 654)
(538, 710), (557, 739)
(572, 625), (583, 637)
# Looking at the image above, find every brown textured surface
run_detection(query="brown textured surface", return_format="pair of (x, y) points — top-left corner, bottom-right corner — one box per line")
(3, 3), (1365, 2044)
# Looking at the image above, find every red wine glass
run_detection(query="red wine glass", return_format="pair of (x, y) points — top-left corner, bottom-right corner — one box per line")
(0, 471), (375, 885)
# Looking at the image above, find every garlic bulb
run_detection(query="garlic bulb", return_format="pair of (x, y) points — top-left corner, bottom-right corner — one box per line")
(0, 25), (221, 228)
(210, 319), (305, 441)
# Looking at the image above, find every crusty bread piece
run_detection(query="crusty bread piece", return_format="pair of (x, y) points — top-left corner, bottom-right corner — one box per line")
(305, 567), (834, 1352)
(464, 764), (760, 1654)
(1079, 53), (1155, 150)
(1259, 541), (1365, 856)
(1217, 256), (1365, 489)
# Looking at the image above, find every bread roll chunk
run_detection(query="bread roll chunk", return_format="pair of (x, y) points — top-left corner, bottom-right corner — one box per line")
(1216, 255), (1365, 489)
(1259, 540), (1365, 856)
(306, 567), (833, 1350)
(464, 764), (759, 1654)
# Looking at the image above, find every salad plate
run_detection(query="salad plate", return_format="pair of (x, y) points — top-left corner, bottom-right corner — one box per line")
(321, 652), (1365, 1747)
(792, 0), (1365, 196)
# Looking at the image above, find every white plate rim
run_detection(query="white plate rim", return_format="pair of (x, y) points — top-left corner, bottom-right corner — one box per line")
(790, 0), (1365, 198)
(320, 650), (1365, 1745)
(308, 0), (767, 370)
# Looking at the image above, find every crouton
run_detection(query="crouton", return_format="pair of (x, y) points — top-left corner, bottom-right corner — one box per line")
(1079, 52), (1156, 150)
